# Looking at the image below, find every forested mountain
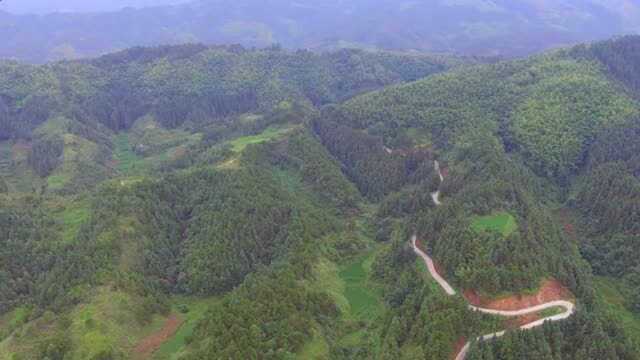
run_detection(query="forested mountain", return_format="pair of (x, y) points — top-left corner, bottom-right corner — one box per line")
(2, 36), (640, 360)
(2, 0), (640, 63)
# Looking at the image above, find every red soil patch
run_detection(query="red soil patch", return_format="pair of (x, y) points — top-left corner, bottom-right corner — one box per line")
(556, 208), (577, 240)
(464, 279), (573, 311)
(171, 146), (187, 161)
(451, 337), (467, 360)
(563, 222), (575, 237)
(106, 159), (119, 168)
(433, 261), (446, 278)
(11, 140), (31, 159)
(133, 314), (183, 359)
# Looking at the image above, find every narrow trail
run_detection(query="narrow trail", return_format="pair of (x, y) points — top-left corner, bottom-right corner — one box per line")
(416, 161), (575, 360)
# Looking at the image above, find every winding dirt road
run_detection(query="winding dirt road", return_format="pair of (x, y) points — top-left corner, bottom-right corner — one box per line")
(416, 161), (575, 360)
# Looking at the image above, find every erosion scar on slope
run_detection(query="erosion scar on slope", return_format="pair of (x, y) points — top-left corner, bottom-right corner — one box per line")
(133, 313), (184, 359)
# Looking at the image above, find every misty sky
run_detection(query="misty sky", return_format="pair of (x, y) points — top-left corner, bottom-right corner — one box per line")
(0, 0), (192, 14)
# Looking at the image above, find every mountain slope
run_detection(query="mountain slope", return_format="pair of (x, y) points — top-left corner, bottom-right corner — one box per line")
(1, 0), (640, 63)
(1, 37), (640, 359)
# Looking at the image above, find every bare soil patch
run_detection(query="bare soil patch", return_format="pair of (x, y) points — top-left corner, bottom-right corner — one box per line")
(464, 279), (573, 311)
(451, 337), (467, 360)
(133, 314), (183, 359)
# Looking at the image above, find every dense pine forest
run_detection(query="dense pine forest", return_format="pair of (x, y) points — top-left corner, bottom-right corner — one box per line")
(1, 36), (640, 360)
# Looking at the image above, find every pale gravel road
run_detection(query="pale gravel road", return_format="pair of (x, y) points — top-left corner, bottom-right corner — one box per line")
(413, 161), (575, 360)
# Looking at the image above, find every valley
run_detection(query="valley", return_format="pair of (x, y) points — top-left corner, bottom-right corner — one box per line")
(0, 36), (639, 360)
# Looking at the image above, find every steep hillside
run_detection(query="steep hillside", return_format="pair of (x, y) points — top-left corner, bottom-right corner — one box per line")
(0, 45), (454, 194)
(318, 36), (640, 359)
(2, 37), (640, 360)
(0, 46), (453, 359)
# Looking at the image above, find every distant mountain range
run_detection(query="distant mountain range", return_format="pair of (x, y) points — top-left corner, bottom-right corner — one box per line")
(1, 0), (640, 62)
(0, 0), (191, 14)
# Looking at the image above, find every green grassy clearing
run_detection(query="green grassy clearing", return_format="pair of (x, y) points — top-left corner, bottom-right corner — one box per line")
(0, 306), (32, 339)
(311, 259), (350, 314)
(228, 126), (295, 153)
(113, 133), (144, 175)
(303, 245), (384, 356)
(68, 287), (168, 360)
(58, 201), (91, 243)
(338, 251), (383, 320)
(47, 173), (71, 190)
(115, 119), (205, 176)
(309, 249), (383, 321)
(154, 297), (219, 360)
(595, 277), (640, 349)
(471, 211), (518, 237)
(130, 117), (202, 162)
(0, 287), (171, 360)
(297, 329), (330, 360)
(538, 306), (564, 318)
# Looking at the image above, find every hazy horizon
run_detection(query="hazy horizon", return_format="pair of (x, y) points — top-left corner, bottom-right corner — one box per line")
(1, 0), (639, 63)
(0, 0), (191, 14)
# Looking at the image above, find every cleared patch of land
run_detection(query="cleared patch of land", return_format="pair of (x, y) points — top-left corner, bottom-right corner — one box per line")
(228, 126), (295, 153)
(114, 133), (144, 175)
(464, 279), (573, 311)
(133, 314), (183, 359)
(338, 252), (383, 319)
(471, 212), (517, 237)
(154, 297), (219, 360)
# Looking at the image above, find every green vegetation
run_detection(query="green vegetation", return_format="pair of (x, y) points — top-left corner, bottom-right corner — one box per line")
(113, 133), (143, 175)
(511, 60), (637, 178)
(3, 36), (640, 360)
(228, 126), (295, 152)
(538, 306), (565, 318)
(338, 253), (383, 319)
(471, 212), (518, 237)
(47, 174), (69, 189)
(595, 277), (640, 348)
(0, 286), (171, 360)
(58, 200), (91, 243)
(0, 306), (32, 340)
(298, 331), (330, 360)
(155, 297), (219, 360)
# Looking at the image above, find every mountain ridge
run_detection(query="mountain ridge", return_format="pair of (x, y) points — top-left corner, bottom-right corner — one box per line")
(0, 36), (639, 359)
(1, 0), (639, 63)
